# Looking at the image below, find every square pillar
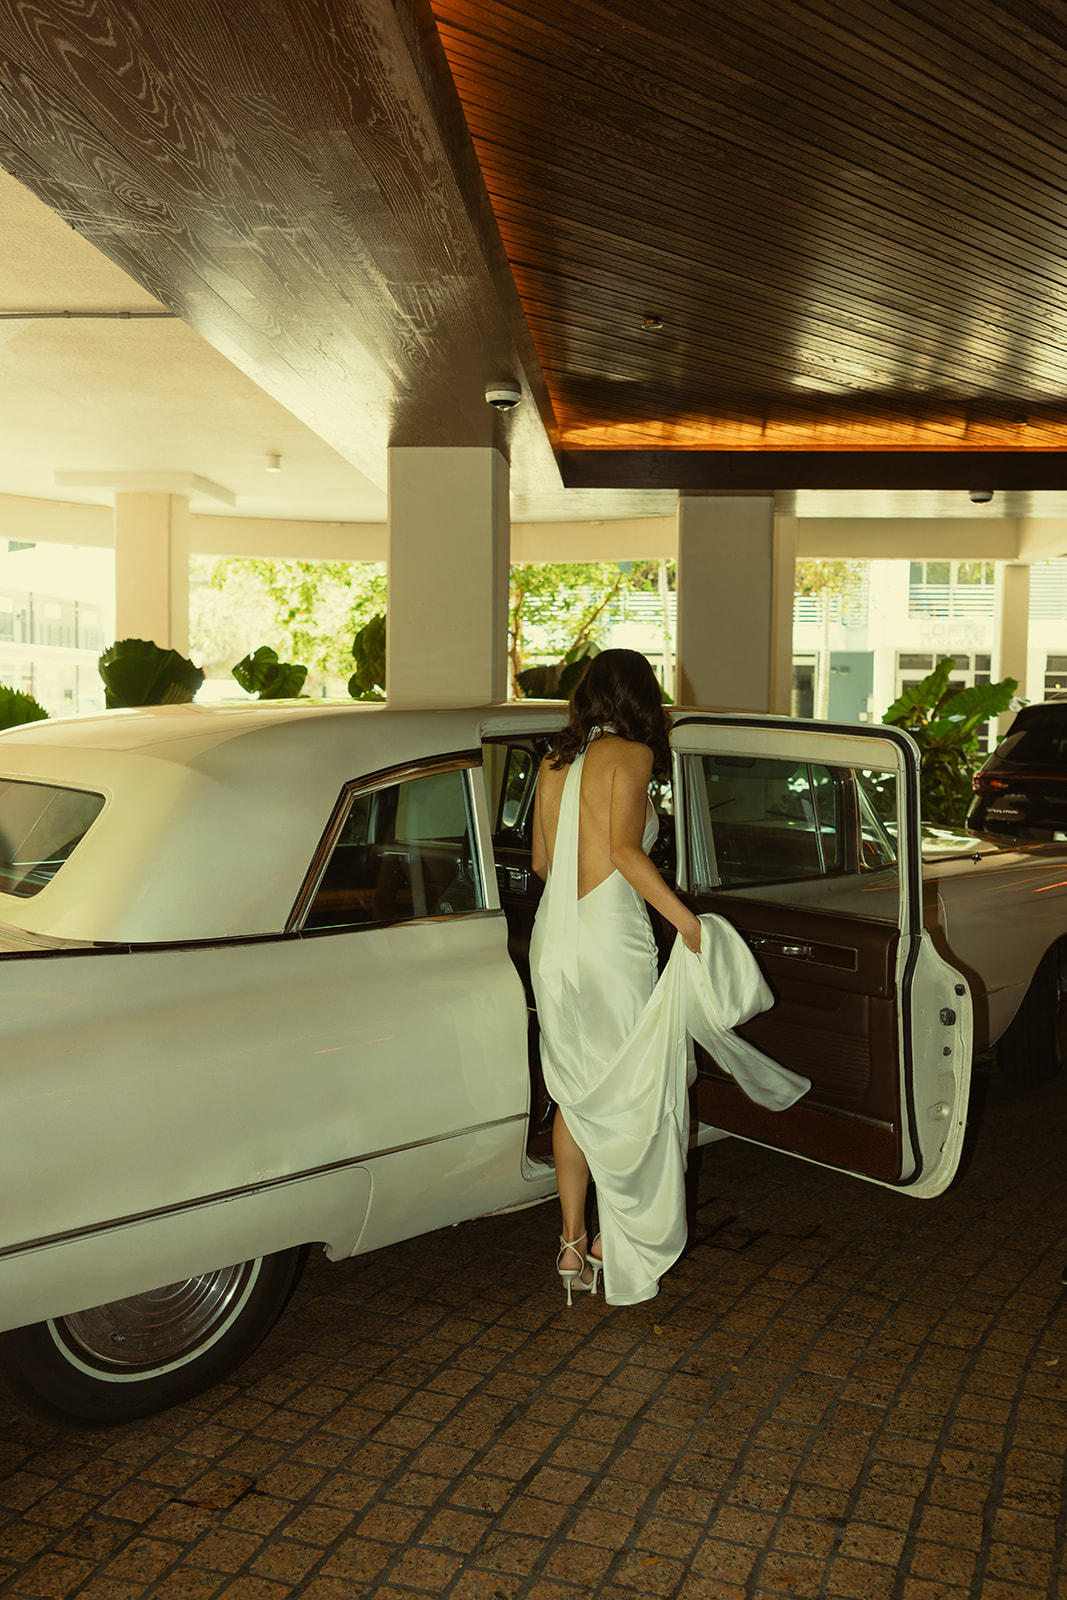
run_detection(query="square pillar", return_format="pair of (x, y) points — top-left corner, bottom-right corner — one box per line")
(387, 447), (509, 707)
(994, 562), (1030, 735)
(676, 494), (793, 713)
(114, 493), (190, 652)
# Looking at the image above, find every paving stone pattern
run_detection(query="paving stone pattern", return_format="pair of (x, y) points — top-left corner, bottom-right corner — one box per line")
(1, 1060), (1064, 1600)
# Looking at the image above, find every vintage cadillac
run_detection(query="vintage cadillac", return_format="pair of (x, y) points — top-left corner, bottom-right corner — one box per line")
(0, 700), (1062, 1425)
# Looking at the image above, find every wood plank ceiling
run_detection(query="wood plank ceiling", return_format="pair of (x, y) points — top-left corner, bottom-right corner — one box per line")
(1, 0), (1066, 494)
(432, 0), (1067, 487)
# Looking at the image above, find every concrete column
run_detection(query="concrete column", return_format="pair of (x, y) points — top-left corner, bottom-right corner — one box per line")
(676, 494), (793, 712)
(114, 493), (190, 652)
(387, 447), (509, 708)
(770, 509), (797, 715)
(993, 562), (1030, 734)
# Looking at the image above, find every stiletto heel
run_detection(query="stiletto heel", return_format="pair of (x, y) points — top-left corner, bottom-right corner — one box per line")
(586, 1233), (603, 1296)
(557, 1232), (594, 1306)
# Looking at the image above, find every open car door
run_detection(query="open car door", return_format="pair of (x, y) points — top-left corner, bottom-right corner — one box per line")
(670, 715), (972, 1198)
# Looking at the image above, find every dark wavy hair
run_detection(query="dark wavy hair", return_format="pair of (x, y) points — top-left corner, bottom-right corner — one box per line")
(549, 649), (671, 774)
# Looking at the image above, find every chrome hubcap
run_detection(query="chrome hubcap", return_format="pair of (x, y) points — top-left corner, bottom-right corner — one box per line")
(55, 1262), (257, 1370)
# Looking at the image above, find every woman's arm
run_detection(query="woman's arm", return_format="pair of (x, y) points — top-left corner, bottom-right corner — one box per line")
(531, 764), (549, 882)
(609, 743), (702, 953)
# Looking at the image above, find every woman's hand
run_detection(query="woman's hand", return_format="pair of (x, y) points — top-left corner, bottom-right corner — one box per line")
(681, 913), (702, 954)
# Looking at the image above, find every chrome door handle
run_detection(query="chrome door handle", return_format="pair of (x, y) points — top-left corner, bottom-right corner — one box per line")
(749, 936), (813, 960)
(496, 864), (531, 894)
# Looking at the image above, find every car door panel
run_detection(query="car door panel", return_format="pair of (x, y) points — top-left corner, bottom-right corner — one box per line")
(672, 715), (972, 1197)
(686, 894), (903, 1179)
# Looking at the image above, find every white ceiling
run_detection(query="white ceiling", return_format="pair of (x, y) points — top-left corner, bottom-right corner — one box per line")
(0, 168), (388, 525)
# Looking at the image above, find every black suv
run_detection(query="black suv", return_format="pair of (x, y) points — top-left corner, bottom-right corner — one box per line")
(968, 698), (1067, 840)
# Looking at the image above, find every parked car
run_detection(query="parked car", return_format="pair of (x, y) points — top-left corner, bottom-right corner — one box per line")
(0, 700), (1063, 1427)
(968, 697), (1067, 842)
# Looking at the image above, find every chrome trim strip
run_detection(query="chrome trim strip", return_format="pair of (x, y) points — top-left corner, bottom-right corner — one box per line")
(0, 1113), (527, 1263)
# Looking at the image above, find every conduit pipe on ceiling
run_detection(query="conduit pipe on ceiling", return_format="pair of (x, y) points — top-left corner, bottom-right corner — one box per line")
(0, 310), (177, 319)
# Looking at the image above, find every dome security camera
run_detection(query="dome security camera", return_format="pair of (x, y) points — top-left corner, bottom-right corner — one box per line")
(969, 488), (994, 504)
(485, 383), (522, 411)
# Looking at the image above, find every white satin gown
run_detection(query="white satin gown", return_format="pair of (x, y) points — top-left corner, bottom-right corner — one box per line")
(530, 738), (810, 1307)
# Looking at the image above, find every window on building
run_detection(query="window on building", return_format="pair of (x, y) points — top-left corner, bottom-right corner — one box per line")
(1045, 656), (1067, 696)
(909, 561), (995, 618)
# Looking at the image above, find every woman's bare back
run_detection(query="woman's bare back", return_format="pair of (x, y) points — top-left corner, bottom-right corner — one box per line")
(535, 734), (654, 900)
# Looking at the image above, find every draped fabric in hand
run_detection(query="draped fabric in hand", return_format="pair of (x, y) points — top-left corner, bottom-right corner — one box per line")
(531, 741), (810, 1306)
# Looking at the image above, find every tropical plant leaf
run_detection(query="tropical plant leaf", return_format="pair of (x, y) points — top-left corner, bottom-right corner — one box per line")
(563, 639), (601, 667)
(348, 613), (386, 700)
(921, 678), (1018, 747)
(98, 639), (204, 708)
(882, 657), (955, 728)
(232, 646), (308, 699)
(881, 656), (1020, 827)
(514, 661), (563, 698)
(515, 648), (599, 701)
(0, 685), (49, 730)
(556, 654), (596, 699)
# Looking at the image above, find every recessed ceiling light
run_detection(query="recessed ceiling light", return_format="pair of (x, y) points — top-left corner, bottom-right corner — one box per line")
(266, 453), (282, 472)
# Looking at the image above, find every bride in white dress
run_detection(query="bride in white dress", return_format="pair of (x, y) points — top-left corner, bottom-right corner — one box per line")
(530, 649), (703, 1307)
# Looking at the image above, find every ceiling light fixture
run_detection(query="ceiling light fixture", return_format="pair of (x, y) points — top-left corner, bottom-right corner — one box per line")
(266, 453), (282, 472)
(969, 489), (993, 504)
(641, 315), (664, 331)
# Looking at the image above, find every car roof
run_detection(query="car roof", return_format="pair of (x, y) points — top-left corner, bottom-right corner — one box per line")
(0, 700), (565, 943)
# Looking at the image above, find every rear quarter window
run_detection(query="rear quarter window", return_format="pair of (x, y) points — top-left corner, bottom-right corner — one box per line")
(0, 779), (105, 898)
(998, 709), (1067, 766)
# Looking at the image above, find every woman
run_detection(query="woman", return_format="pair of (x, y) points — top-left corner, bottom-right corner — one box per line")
(530, 649), (702, 1307)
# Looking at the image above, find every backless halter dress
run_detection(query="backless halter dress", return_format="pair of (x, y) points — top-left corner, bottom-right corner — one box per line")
(530, 733), (683, 1305)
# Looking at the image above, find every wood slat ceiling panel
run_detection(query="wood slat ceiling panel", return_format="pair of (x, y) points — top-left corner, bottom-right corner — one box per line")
(432, 0), (1067, 453)
(455, 86), (1067, 334)
(492, 190), (1067, 393)
(442, 21), (1067, 259)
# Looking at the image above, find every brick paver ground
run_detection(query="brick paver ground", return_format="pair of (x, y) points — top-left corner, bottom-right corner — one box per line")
(1, 1056), (1064, 1600)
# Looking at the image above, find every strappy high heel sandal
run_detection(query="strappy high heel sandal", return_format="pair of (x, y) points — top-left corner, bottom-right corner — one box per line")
(585, 1233), (603, 1296)
(557, 1232), (595, 1306)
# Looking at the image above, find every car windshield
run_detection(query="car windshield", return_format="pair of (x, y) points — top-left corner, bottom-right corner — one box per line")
(0, 779), (105, 898)
(997, 708), (1067, 767)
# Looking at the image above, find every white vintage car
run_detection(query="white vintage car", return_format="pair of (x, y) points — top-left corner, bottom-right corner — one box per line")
(0, 701), (1063, 1427)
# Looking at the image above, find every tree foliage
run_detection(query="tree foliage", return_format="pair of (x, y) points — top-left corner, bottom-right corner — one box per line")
(794, 559), (864, 600)
(191, 558), (387, 686)
(882, 656), (1020, 827)
(509, 560), (670, 694)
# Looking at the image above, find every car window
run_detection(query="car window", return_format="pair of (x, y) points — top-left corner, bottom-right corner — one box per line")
(486, 743), (540, 836)
(0, 779), (105, 898)
(302, 766), (484, 931)
(997, 708), (1067, 765)
(483, 738), (552, 847)
(679, 753), (900, 917)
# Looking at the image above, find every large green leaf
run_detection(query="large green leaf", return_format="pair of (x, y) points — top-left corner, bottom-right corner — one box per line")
(516, 646), (600, 701)
(514, 661), (563, 698)
(922, 677), (1018, 747)
(0, 685), (49, 730)
(232, 646), (307, 699)
(882, 657), (955, 728)
(881, 654), (1020, 827)
(98, 639), (204, 708)
(348, 613), (386, 700)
